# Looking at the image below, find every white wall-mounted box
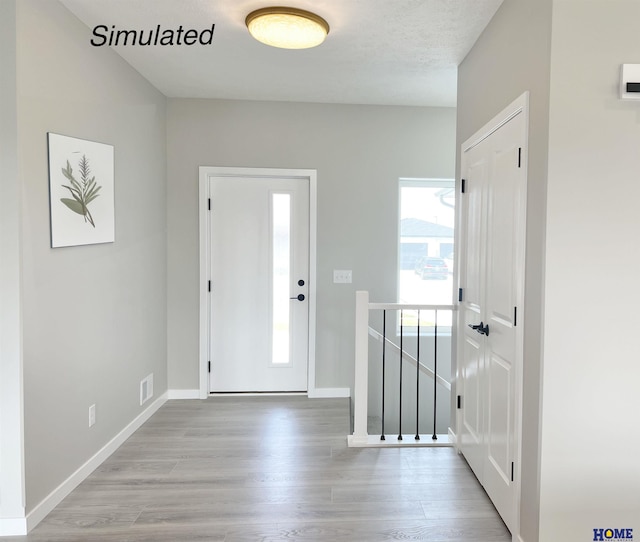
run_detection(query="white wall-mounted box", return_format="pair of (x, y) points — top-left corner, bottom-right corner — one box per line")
(620, 64), (640, 100)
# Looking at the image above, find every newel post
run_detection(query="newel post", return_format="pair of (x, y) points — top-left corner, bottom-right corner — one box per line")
(349, 290), (369, 446)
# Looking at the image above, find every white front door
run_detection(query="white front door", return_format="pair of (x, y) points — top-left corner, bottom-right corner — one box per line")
(458, 94), (528, 534)
(207, 174), (309, 393)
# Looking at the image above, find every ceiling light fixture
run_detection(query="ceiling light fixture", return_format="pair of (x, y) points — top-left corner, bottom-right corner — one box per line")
(245, 7), (330, 49)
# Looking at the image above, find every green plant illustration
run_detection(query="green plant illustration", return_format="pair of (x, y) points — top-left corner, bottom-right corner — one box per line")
(60, 154), (102, 228)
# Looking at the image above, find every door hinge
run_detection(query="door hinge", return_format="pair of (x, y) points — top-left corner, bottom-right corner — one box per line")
(457, 395), (462, 409)
(461, 178), (466, 193)
(458, 288), (463, 302)
(511, 461), (515, 482)
(208, 361), (211, 373)
(514, 306), (517, 326)
(208, 198), (211, 210)
(518, 147), (522, 168)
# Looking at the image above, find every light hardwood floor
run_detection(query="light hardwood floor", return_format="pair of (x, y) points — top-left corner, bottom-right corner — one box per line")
(8, 396), (510, 541)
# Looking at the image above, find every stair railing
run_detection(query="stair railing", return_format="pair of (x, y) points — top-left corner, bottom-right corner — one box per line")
(349, 290), (455, 447)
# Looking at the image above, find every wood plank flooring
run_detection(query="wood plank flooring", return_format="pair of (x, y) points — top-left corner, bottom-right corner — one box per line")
(8, 396), (510, 541)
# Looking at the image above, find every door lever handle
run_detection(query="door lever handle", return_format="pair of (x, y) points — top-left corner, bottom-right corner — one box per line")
(290, 294), (305, 301)
(469, 322), (490, 336)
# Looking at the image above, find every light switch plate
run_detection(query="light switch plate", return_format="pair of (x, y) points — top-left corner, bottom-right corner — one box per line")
(333, 270), (352, 283)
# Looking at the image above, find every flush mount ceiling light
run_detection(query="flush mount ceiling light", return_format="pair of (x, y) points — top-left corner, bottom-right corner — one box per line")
(245, 7), (330, 49)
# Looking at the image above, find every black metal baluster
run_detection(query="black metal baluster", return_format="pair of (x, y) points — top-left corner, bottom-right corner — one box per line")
(415, 310), (421, 441)
(432, 310), (438, 441)
(381, 310), (386, 441)
(398, 309), (403, 441)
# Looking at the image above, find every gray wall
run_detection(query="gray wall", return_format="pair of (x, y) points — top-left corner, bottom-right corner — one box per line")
(16, 0), (167, 511)
(0, 0), (26, 520)
(167, 99), (456, 392)
(456, 1), (553, 540)
(540, 1), (640, 538)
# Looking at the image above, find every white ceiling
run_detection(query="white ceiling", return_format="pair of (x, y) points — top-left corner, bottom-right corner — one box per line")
(59, 0), (503, 107)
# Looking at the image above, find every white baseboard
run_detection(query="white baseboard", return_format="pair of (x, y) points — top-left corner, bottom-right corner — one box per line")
(348, 433), (453, 448)
(308, 387), (350, 398)
(0, 517), (28, 537)
(182, 388), (350, 399)
(448, 427), (457, 450)
(168, 389), (200, 399)
(24, 391), (168, 533)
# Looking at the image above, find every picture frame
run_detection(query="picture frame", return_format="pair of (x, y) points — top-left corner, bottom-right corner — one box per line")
(47, 133), (115, 248)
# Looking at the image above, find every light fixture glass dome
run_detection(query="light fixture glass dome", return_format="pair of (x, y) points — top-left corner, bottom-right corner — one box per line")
(245, 7), (330, 49)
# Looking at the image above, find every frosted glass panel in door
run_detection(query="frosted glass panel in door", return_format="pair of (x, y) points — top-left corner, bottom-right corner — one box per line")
(272, 193), (291, 366)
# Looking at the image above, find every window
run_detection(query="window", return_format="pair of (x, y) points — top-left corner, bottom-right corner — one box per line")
(398, 179), (455, 308)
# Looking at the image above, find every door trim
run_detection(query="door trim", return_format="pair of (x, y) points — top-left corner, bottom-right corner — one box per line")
(198, 166), (317, 399)
(456, 91), (529, 539)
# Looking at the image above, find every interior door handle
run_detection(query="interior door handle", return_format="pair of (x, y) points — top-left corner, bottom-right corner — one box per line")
(469, 322), (489, 336)
(290, 294), (305, 301)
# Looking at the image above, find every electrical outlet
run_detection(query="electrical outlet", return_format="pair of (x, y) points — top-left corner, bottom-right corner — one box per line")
(88, 404), (96, 427)
(333, 269), (352, 283)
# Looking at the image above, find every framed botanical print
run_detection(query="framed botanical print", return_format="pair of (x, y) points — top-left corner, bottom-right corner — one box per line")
(47, 133), (115, 248)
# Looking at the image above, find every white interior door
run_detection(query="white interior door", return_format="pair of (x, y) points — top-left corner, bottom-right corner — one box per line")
(481, 114), (526, 531)
(208, 175), (309, 392)
(458, 95), (527, 534)
(459, 151), (488, 480)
